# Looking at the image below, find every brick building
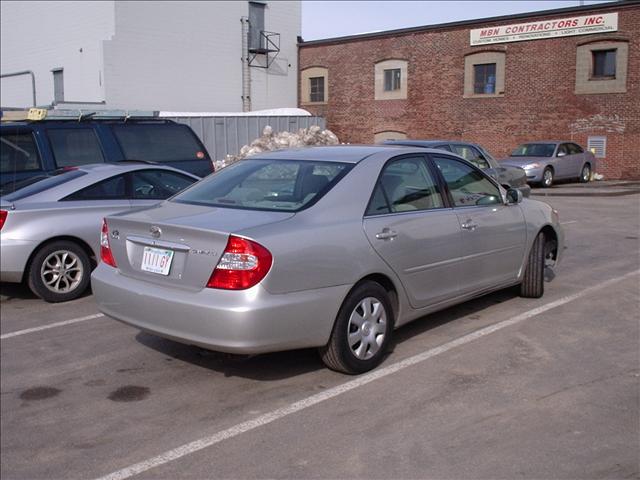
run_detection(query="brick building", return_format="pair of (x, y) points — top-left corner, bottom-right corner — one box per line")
(298, 2), (639, 179)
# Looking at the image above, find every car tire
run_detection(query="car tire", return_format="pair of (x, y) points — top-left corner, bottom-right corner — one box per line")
(319, 281), (394, 374)
(579, 163), (591, 183)
(520, 232), (545, 299)
(27, 240), (92, 303)
(541, 168), (554, 188)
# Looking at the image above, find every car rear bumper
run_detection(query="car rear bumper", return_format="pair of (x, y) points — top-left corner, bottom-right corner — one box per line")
(91, 264), (350, 354)
(0, 238), (36, 282)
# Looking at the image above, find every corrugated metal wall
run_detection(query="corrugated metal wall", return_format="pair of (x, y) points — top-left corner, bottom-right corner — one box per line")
(167, 116), (326, 161)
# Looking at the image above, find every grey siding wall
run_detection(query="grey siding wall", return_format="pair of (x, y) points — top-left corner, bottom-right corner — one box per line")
(167, 116), (326, 161)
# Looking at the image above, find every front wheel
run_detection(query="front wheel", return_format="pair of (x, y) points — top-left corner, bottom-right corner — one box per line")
(319, 281), (394, 374)
(541, 168), (554, 188)
(520, 232), (545, 298)
(27, 240), (92, 303)
(579, 164), (591, 183)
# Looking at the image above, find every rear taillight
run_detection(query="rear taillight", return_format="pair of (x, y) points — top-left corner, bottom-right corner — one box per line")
(0, 210), (7, 231)
(207, 235), (272, 290)
(100, 219), (117, 267)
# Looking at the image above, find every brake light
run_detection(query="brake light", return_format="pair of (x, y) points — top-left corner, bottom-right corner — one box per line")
(207, 235), (272, 290)
(0, 210), (7, 230)
(100, 219), (117, 267)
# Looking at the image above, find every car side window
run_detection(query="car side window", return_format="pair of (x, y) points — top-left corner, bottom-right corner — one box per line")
(434, 145), (452, 152)
(63, 174), (126, 201)
(366, 156), (443, 215)
(451, 145), (490, 170)
(47, 128), (106, 167)
(569, 143), (583, 154)
(0, 131), (42, 173)
(557, 144), (569, 157)
(432, 155), (501, 207)
(131, 169), (196, 200)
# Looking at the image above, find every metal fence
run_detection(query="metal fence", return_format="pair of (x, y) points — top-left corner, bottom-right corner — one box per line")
(165, 115), (326, 161)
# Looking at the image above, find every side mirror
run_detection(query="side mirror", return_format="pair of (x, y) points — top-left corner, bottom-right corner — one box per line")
(506, 188), (523, 205)
(557, 151), (567, 157)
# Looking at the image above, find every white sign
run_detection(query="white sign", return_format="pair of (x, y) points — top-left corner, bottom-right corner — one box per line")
(470, 12), (618, 46)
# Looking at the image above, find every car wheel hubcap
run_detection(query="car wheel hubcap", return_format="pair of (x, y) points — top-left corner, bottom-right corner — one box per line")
(41, 250), (83, 294)
(582, 167), (590, 181)
(544, 171), (552, 185)
(347, 297), (386, 360)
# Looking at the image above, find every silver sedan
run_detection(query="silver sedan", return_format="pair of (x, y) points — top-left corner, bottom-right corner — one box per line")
(92, 146), (564, 374)
(0, 163), (198, 302)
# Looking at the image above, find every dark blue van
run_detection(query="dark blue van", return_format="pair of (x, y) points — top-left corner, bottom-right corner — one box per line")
(0, 112), (213, 194)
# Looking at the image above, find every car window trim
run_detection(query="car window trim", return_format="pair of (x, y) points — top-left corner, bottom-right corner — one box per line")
(427, 153), (504, 209)
(363, 153), (449, 218)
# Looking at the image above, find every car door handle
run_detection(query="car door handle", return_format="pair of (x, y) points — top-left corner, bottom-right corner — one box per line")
(461, 221), (478, 231)
(375, 228), (398, 240)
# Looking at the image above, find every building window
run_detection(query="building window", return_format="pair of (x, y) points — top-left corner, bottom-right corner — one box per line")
(464, 51), (505, 98)
(309, 77), (325, 102)
(592, 49), (616, 78)
(374, 60), (408, 100)
(473, 63), (496, 94)
(575, 40), (628, 94)
(384, 69), (401, 91)
(301, 67), (328, 104)
(587, 136), (607, 158)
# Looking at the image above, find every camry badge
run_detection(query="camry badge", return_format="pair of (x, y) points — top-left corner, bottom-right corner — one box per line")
(150, 226), (161, 238)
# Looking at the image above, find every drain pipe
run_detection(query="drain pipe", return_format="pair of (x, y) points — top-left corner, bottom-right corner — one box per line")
(240, 16), (251, 112)
(0, 70), (37, 106)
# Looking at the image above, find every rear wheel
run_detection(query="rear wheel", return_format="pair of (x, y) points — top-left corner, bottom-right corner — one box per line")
(541, 168), (554, 188)
(320, 281), (393, 374)
(580, 163), (591, 183)
(27, 240), (91, 303)
(520, 232), (545, 298)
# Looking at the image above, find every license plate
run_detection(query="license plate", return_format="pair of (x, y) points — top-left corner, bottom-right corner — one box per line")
(141, 247), (174, 276)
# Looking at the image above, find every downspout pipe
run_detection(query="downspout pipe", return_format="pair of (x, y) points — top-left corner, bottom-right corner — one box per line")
(0, 70), (37, 106)
(241, 16), (251, 112)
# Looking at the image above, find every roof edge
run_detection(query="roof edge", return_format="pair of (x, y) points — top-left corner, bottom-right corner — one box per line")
(299, 1), (638, 47)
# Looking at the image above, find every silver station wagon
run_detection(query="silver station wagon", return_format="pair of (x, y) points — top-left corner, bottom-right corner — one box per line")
(92, 146), (564, 374)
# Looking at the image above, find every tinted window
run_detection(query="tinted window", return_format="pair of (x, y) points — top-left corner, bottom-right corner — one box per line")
(366, 156), (443, 215)
(111, 124), (208, 163)
(47, 128), (105, 167)
(557, 144), (569, 156)
(132, 169), (196, 199)
(0, 131), (42, 173)
(434, 145), (452, 152)
(174, 159), (351, 212)
(511, 144), (556, 157)
(451, 145), (490, 169)
(433, 155), (501, 207)
(63, 175), (126, 201)
(2, 170), (87, 201)
(568, 143), (583, 154)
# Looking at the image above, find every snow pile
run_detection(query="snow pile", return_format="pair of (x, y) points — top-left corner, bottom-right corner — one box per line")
(216, 125), (339, 169)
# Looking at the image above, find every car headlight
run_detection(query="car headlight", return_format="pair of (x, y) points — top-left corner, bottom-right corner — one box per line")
(523, 163), (541, 170)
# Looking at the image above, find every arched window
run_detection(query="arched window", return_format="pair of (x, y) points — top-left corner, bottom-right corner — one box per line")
(464, 51), (505, 98)
(301, 67), (329, 104)
(374, 59), (408, 100)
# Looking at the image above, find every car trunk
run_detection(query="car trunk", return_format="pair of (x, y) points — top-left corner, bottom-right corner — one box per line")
(105, 201), (294, 290)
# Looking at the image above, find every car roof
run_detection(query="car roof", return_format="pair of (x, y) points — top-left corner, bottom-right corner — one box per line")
(250, 145), (426, 163)
(518, 141), (568, 145)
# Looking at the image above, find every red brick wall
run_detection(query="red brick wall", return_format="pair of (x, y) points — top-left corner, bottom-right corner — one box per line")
(299, 5), (640, 179)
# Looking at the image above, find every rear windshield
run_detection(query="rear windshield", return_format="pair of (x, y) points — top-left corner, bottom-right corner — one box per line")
(111, 124), (208, 163)
(173, 159), (352, 212)
(1, 131), (42, 173)
(1, 170), (87, 202)
(511, 144), (556, 157)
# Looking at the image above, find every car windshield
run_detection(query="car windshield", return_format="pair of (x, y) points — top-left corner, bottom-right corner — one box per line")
(1, 170), (87, 201)
(511, 143), (556, 157)
(111, 123), (209, 163)
(173, 159), (352, 212)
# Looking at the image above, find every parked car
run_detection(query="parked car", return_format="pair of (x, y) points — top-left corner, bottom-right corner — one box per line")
(500, 141), (596, 187)
(0, 163), (199, 302)
(92, 146), (563, 374)
(0, 111), (213, 193)
(384, 139), (531, 197)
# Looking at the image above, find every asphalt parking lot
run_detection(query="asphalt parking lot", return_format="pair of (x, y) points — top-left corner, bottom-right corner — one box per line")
(1, 192), (639, 480)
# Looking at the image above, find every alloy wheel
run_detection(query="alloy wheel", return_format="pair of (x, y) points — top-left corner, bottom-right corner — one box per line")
(40, 250), (84, 294)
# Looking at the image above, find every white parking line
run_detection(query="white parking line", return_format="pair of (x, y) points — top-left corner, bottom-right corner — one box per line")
(561, 220), (578, 225)
(94, 268), (640, 480)
(0, 313), (105, 340)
